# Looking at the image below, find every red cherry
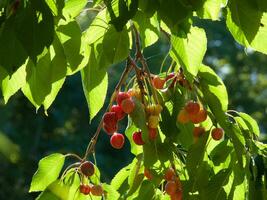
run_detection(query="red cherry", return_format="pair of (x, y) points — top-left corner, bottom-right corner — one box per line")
(165, 181), (177, 195)
(152, 76), (165, 89)
(90, 185), (103, 196)
(166, 72), (176, 81)
(193, 127), (205, 137)
(177, 109), (190, 124)
(80, 161), (95, 177)
(103, 112), (118, 127)
(80, 184), (91, 195)
(121, 98), (135, 114)
(144, 169), (153, 180)
(170, 190), (182, 200)
(111, 105), (126, 120)
(164, 168), (175, 181)
(185, 101), (200, 115)
(103, 123), (118, 135)
(133, 131), (145, 145)
(211, 128), (224, 140)
(116, 92), (130, 106)
(110, 133), (125, 149)
(148, 128), (157, 140)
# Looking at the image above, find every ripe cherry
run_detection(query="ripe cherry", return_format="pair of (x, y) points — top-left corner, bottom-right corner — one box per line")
(166, 72), (175, 81)
(193, 126), (205, 137)
(90, 185), (103, 196)
(170, 190), (182, 200)
(149, 128), (157, 140)
(111, 105), (125, 120)
(80, 161), (95, 177)
(103, 123), (118, 135)
(211, 127), (224, 140)
(103, 112), (118, 127)
(80, 184), (90, 195)
(121, 98), (135, 114)
(110, 133), (125, 149)
(164, 168), (176, 181)
(177, 109), (190, 124)
(165, 181), (177, 195)
(152, 76), (165, 89)
(133, 131), (145, 145)
(189, 109), (208, 124)
(185, 101), (200, 115)
(148, 115), (159, 128)
(144, 168), (153, 180)
(116, 92), (130, 106)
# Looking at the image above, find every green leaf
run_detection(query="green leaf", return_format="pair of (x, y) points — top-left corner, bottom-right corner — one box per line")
(111, 161), (133, 191)
(125, 119), (143, 155)
(22, 35), (67, 112)
(56, 20), (88, 75)
(102, 26), (129, 67)
(133, 11), (159, 48)
(226, 0), (267, 54)
(133, 180), (155, 200)
(0, 60), (27, 103)
(171, 27), (207, 81)
(197, 0), (226, 20)
(81, 46), (108, 121)
(30, 153), (65, 192)
(238, 112), (260, 137)
(198, 64), (228, 112)
(84, 9), (109, 45)
(202, 169), (232, 200)
(103, 183), (120, 200)
(62, 0), (87, 20)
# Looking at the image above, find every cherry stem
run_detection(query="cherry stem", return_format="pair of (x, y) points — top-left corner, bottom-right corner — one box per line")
(82, 62), (133, 161)
(132, 24), (160, 105)
(65, 153), (83, 161)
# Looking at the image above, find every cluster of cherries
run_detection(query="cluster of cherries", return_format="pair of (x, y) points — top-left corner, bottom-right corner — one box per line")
(103, 90), (139, 149)
(144, 167), (182, 200)
(79, 161), (104, 196)
(177, 100), (224, 141)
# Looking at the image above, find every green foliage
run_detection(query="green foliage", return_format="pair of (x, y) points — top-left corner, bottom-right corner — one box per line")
(30, 153), (65, 192)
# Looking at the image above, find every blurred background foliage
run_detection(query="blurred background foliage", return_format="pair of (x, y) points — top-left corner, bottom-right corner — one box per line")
(0, 10), (267, 200)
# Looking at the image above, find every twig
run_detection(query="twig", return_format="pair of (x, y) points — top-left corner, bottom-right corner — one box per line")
(132, 24), (160, 105)
(82, 62), (133, 161)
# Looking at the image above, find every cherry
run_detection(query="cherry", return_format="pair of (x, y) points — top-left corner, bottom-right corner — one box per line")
(146, 104), (163, 115)
(148, 115), (159, 128)
(80, 161), (95, 177)
(165, 181), (177, 195)
(110, 133), (125, 149)
(185, 101), (200, 115)
(80, 184), (90, 195)
(128, 89), (141, 100)
(90, 185), (103, 196)
(177, 109), (190, 124)
(144, 169), (153, 180)
(116, 92), (130, 106)
(149, 128), (157, 140)
(164, 168), (176, 181)
(121, 98), (135, 114)
(103, 112), (117, 127)
(166, 72), (176, 81)
(103, 123), (118, 135)
(133, 131), (145, 145)
(211, 127), (224, 140)
(189, 109), (208, 124)
(111, 105), (125, 120)
(152, 76), (165, 89)
(170, 190), (182, 200)
(193, 126), (205, 137)
(174, 176), (182, 190)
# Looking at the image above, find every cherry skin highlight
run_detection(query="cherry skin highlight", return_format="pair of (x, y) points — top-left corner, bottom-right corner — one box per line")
(110, 133), (125, 149)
